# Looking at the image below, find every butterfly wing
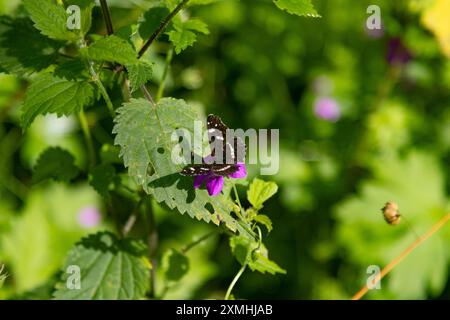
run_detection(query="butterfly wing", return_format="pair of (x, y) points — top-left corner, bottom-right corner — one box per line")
(211, 164), (240, 176)
(180, 165), (212, 176)
(207, 114), (246, 164)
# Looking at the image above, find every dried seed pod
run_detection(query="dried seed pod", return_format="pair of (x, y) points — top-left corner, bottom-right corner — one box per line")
(381, 201), (401, 225)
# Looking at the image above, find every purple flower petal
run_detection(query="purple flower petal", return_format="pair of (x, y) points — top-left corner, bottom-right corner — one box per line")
(314, 97), (341, 122)
(228, 163), (247, 179)
(194, 174), (209, 189)
(386, 38), (412, 66)
(206, 176), (224, 196)
(77, 207), (101, 228)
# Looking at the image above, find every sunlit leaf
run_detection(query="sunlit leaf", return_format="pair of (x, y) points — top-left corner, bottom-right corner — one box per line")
(53, 232), (151, 300)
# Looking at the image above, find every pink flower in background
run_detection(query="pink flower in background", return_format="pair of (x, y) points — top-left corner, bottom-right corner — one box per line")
(194, 163), (247, 196)
(77, 207), (101, 228)
(314, 97), (341, 122)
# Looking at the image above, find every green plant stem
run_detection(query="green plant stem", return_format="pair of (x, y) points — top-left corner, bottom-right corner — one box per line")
(79, 39), (115, 118)
(89, 63), (115, 118)
(78, 109), (96, 167)
(156, 48), (173, 101)
(141, 84), (156, 106)
(224, 263), (247, 300)
(99, 0), (114, 35)
(232, 183), (245, 221)
(138, 0), (190, 58)
(181, 231), (217, 254)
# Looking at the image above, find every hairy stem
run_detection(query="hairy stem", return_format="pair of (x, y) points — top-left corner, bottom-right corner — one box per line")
(78, 109), (96, 167)
(352, 213), (450, 300)
(91, 69), (116, 118)
(99, 0), (114, 35)
(225, 264), (246, 300)
(138, 0), (190, 58)
(79, 39), (115, 118)
(156, 48), (174, 101)
(141, 84), (156, 106)
(122, 198), (144, 236)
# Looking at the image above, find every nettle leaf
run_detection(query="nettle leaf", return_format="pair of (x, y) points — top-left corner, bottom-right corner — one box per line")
(273, 0), (321, 18)
(167, 19), (210, 54)
(54, 58), (89, 81)
(23, 0), (76, 41)
(162, 249), (189, 282)
(20, 73), (95, 129)
(87, 35), (138, 65)
(53, 232), (151, 300)
(247, 178), (278, 210)
(63, 0), (95, 36)
(138, 6), (171, 40)
(113, 98), (253, 237)
(32, 147), (80, 184)
(127, 60), (154, 92)
(229, 236), (286, 275)
(88, 164), (120, 199)
(0, 16), (62, 75)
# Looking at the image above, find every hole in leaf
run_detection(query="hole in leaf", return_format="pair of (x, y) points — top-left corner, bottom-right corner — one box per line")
(205, 203), (214, 215)
(157, 147), (164, 154)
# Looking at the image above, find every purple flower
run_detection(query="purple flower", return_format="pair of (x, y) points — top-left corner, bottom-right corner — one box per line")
(77, 207), (101, 228)
(386, 38), (412, 66)
(314, 97), (341, 122)
(194, 163), (247, 196)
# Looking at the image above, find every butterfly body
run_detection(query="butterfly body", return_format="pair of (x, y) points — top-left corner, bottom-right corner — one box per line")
(180, 114), (245, 177)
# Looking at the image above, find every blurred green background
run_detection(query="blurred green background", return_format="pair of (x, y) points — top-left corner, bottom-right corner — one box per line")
(0, 0), (449, 299)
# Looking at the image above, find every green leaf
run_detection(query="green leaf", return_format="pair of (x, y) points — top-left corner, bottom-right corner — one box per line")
(253, 214), (273, 233)
(167, 19), (209, 54)
(113, 98), (254, 238)
(53, 232), (151, 300)
(138, 6), (170, 40)
(162, 249), (189, 282)
(88, 164), (120, 199)
(0, 16), (62, 75)
(229, 236), (286, 275)
(0, 16), (60, 74)
(127, 60), (154, 92)
(20, 73), (95, 129)
(63, 0), (95, 36)
(54, 58), (90, 80)
(87, 35), (138, 66)
(273, 0), (321, 17)
(250, 249), (287, 275)
(32, 147), (80, 183)
(23, 0), (76, 41)
(247, 178), (278, 210)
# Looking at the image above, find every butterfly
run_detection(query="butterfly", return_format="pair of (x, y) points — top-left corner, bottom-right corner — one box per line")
(180, 114), (246, 177)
